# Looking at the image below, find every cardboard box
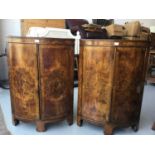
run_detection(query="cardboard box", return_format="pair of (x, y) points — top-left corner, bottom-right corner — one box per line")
(124, 21), (141, 37)
(140, 32), (150, 41)
(105, 24), (127, 37)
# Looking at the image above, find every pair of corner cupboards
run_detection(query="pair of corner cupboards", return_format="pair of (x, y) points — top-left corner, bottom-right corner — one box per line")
(8, 37), (149, 134)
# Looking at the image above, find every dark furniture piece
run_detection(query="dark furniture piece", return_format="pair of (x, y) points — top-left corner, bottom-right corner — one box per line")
(92, 19), (114, 26)
(149, 33), (155, 130)
(66, 19), (107, 39)
(146, 33), (155, 83)
(146, 50), (155, 83)
(152, 123), (155, 130)
(0, 51), (9, 89)
(8, 37), (74, 132)
(66, 19), (89, 35)
(77, 39), (149, 135)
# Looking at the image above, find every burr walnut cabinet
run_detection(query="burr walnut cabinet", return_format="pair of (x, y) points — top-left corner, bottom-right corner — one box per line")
(8, 37), (74, 132)
(77, 39), (149, 135)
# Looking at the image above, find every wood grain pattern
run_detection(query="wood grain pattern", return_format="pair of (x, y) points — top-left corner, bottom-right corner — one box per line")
(8, 43), (39, 120)
(82, 46), (114, 123)
(8, 37), (74, 131)
(39, 44), (74, 121)
(110, 47), (146, 125)
(78, 39), (149, 134)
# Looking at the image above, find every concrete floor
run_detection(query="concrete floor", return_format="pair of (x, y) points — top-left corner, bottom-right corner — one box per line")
(0, 85), (155, 135)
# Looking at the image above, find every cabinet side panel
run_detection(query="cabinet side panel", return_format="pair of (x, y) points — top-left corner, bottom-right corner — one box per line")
(111, 47), (146, 124)
(81, 46), (114, 123)
(8, 43), (39, 120)
(39, 44), (74, 120)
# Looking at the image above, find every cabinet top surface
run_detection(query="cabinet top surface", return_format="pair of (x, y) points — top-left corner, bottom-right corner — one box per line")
(80, 39), (149, 47)
(8, 36), (74, 45)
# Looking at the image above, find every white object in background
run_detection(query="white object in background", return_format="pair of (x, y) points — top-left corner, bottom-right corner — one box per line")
(26, 27), (81, 54)
(26, 27), (47, 37)
(75, 31), (80, 55)
(150, 26), (155, 33)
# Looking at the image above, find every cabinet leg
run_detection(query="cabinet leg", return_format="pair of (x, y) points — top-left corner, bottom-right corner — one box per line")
(131, 124), (139, 132)
(152, 122), (155, 130)
(36, 121), (46, 132)
(77, 116), (83, 127)
(67, 115), (73, 126)
(12, 117), (19, 126)
(104, 123), (115, 135)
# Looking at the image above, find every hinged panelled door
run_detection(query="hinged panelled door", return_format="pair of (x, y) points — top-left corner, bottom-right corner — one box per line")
(8, 43), (39, 120)
(39, 44), (74, 120)
(110, 47), (147, 124)
(81, 46), (115, 123)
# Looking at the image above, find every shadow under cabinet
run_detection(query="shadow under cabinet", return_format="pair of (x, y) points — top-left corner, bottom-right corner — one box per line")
(8, 37), (74, 132)
(77, 39), (149, 135)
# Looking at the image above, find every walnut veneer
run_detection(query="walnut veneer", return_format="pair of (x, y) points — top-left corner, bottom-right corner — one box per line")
(77, 39), (149, 134)
(8, 37), (74, 132)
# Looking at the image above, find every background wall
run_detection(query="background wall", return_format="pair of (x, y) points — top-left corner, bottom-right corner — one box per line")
(0, 19), (155, 80)
(0, 19), (20, 80)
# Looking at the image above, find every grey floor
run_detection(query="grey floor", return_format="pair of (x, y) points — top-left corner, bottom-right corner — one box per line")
(0, 85), (155, 135)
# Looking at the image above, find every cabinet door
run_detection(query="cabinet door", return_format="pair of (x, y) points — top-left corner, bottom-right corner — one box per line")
(110, 47), (147, 124)
(8, 43), (39, 120)
(80, 46), (114, 123)
(39, 44), (74, 120)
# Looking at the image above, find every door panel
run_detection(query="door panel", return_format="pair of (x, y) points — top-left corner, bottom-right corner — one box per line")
(8, 43), (39, 120)
(39, 45), (73, 120)
(110, 47), (146, 124)
(81, 46), (114, 122)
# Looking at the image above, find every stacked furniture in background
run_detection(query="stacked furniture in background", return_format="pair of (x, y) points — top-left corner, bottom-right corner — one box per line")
(21, 19), (66, 35)
(8, 37), (74, 131)
(77, 39), (149, 134)
(146, 33), (155, 84)
(66, 19), (108, 39)
(105, 21), (150, 40)
(149, 32), (155, 131)
(0, 52), (9, 89)
(92, 19), (114, 26)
